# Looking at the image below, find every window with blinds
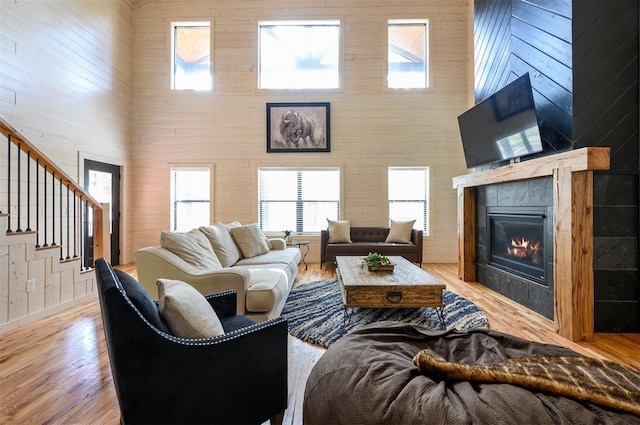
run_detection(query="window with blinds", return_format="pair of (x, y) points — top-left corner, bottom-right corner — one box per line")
(170, 167), (211, 231)
(258, 168), (340, 233)
(388, 167), (430, 235)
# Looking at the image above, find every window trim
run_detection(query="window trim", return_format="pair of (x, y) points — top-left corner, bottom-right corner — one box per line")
(257, 166), (343, 235)
(386, 19), (430, 90)
(170, 21), (213, 91)
(257, 20), (343, 91)
(387, 166), (430, 236)
(169, 165), (214, 231)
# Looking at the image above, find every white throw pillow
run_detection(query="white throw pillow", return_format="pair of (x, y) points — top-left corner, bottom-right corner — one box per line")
(385, 219), (416, 243)
(229, 223), (270, 258)
(200, 223), (242, 267)
(160, 229), (222, 270)
(327, 219), (352, 243)
(157, 278), (224, 339)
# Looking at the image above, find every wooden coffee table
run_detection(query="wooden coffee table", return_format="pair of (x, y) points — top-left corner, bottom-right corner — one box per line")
(336, 255), (446, 326)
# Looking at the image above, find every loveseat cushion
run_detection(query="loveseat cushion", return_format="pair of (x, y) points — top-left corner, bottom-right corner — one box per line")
(385, 219), (416, 243)
(327, 219), (352, 243)
(200, 223), (242, 267)
(245, 269), (289, 313)
(160, 229), (222, 270)
(230, 223), (270, 258)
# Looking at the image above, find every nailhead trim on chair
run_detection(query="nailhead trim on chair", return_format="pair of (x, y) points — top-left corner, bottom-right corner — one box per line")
(105, 266), (285, 346)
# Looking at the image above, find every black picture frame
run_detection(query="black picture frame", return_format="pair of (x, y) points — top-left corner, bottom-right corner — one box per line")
(266, 102), (330, 152)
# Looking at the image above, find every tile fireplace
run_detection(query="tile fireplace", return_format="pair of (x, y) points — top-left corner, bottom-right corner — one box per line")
(453, 148), (612, 341)
(487, 207), (548, 285)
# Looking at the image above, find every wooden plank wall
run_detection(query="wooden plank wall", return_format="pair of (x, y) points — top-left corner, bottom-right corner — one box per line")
(130, 0), (473, 264)
(0, 1), (133, 331)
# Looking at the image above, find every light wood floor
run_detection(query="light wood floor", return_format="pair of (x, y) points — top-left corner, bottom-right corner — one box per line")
(1, 263), (638, 424)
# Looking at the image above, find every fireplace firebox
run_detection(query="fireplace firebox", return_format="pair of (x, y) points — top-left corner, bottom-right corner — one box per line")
(487, 207), (547, 284)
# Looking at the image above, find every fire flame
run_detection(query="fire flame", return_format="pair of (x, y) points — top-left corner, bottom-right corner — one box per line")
(507, 237), (541, 260)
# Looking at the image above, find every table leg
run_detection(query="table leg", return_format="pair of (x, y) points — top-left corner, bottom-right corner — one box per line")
(435, 306), (445, 327)
(300, 243), (309, 270)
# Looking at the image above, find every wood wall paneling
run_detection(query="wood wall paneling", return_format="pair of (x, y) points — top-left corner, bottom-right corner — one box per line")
(131, 0), (471, 261)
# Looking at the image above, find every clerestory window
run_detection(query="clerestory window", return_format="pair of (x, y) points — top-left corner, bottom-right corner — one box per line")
(259, 21), (341, 89)
(171, 22), (212, 90)
(388, 20), (429, 89)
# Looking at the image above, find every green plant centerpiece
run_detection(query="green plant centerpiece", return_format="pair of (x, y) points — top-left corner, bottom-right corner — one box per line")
(361, 252), (394, 271)
(283, 229), (292, 243)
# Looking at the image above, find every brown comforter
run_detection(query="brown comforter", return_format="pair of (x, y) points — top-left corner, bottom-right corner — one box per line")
(304, 322), (640, 424)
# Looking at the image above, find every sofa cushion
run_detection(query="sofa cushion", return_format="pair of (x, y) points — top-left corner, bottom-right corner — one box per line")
(157, 278), (225, 338)
(230, 223), (270, 258)
(200, 223), (242, 267)
(327, 219), (352, 243)
(114, 269), (170, 334)
(160, 229), (222, 270)
(385, 219), (416, 243)
(224, 220), (244, 258)
(234, 248), (300, 267)
(245, 269), (289, 313)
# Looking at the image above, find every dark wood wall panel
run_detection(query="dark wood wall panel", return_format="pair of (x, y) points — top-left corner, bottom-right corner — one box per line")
(573, 0), (639, 170)
(474, 0), (574, 157)
(474, 0), (639, 171)
(474, 0), (511, 101)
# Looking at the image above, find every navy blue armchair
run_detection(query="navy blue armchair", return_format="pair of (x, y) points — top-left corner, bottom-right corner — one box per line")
(94, 258), (288, 425)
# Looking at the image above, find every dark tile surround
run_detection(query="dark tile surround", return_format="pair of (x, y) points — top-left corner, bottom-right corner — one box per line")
(474, 174), (640, 332)
(475, 177), (555, 320)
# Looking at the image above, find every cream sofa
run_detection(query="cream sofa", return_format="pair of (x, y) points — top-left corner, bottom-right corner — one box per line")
(135, 222), (301, 322)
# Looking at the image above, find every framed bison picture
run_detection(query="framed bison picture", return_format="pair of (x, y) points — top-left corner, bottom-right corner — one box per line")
(266, 102), (330, 152)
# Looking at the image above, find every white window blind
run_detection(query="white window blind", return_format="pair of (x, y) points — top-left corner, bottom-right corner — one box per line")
(258, 168), (340, 233)
(170, 167), (211, 231)
(388, 167), (430, 235)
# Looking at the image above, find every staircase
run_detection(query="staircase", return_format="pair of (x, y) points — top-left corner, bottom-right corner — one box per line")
(0, 117), (105, 332)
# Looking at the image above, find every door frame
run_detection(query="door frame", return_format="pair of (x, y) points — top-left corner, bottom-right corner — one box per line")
(83, 159), (121, 266)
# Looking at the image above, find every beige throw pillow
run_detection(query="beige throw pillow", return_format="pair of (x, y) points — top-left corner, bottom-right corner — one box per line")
(385, 219), (416, 243)
(327, 219), (352, 243)
(200, 223), (242, 267)
(160, 229), (222, 270)
(229, 223), (270, 258)
(157, 278), (224, 338)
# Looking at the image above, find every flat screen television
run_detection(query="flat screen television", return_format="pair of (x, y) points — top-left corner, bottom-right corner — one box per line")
(457, 73), (543, 169)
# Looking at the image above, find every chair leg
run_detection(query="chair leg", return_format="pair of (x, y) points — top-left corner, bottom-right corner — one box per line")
(270, 410), (284, 425)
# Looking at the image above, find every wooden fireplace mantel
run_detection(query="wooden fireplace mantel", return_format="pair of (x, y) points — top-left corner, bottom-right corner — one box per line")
(452, 147), (610, 342)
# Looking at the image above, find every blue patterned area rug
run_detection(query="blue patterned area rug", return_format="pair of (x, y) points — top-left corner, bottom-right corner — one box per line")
(281, 278), (489, 348)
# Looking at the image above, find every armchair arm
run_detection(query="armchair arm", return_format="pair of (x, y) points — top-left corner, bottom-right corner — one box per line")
(119, 317), (289, 424)
(205, 290), (237, 319)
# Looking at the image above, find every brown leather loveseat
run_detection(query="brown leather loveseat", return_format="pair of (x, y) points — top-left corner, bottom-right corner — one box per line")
(320, 226), (423, 269)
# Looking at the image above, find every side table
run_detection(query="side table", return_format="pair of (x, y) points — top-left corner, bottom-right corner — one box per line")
(287, 240), (310, 270)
